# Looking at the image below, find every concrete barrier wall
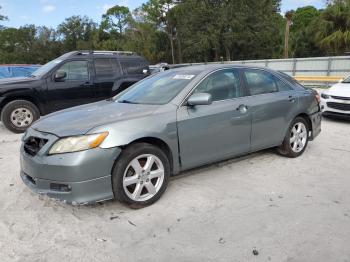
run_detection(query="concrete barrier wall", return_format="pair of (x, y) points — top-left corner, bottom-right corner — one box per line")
(174, 56), (350, 87)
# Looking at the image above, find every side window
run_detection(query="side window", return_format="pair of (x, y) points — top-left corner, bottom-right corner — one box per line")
(275, 76), (293, 91)
(244, 70), (278, 95)
(111, 59), (122, 75)
(94, 59), (115, 79)
(120, 60), (145, 74)
(56, 61), (89, 81)
(193, 69), (242, 101)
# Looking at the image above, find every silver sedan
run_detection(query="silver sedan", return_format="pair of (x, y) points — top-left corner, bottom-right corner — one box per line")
(20, 65), (322, 206)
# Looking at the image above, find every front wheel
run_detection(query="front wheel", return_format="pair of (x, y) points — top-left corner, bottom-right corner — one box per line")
(277, 117), (309, 158)
(1, 100), (40, 133)
(112, 143), (170, 207)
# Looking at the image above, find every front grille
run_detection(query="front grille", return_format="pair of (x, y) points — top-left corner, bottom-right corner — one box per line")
(331, 95), (350, 101)
(327, 102), (350, 111)
(24, 137), (48, 156)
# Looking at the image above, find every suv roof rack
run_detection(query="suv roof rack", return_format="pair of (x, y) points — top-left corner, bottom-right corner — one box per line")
(71, 50), (137, 56)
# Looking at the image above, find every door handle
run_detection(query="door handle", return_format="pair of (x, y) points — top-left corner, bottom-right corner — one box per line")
(237, 104), (248, 114)
(288, 95), (296, 103)
(82, 81), (93, 87)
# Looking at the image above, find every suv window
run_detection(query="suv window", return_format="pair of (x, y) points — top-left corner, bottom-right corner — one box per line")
(194, 69), (242, 101)
(244, 70), (283, 95)
(94, 59), (115, 79)
(120, 60), (146, 74)
(56, 60), (89, 81)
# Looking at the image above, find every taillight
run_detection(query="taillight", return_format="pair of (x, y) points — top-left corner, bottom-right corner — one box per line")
(315, 93), (321, 103)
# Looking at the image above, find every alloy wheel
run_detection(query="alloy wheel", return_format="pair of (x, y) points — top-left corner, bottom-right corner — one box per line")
(122, 154), (165, 202)
(290, 122), (307, 153)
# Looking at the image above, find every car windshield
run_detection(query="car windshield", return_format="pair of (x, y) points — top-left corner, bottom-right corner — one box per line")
(115, 71), (198, 105)
(342, 76), (350, 83)
(31, 59), (62, 77)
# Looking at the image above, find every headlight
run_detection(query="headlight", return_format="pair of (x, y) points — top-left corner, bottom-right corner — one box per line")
(49, 132), (108, 155)
(321, 93), (330, 99)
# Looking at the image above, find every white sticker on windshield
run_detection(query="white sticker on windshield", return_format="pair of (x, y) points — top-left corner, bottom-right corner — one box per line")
(173, 75), (195, 80)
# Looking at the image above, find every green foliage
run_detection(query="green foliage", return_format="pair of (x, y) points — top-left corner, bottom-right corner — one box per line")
(316, 0), (350, 54)
(0, 1), (349, 65)
(101, 5), (131, 34)
(289, 6), (324, 57)
(57, 16), (96, 50)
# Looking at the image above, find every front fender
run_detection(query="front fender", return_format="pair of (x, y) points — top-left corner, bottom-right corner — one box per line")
(88, 108), (181, 174)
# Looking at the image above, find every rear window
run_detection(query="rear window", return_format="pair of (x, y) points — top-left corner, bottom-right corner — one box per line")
(120, 59), (147, 74)
(94, 59), (120, 79)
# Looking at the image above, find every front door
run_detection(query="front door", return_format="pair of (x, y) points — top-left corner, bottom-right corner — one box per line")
(177, 69), (252, 170)
(46, 60), (95, 112)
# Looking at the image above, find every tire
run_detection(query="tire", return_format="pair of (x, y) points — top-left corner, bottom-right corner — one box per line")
(0, 100), (40, 133)
(112, 142), (170, 207)
(277, 117), (310, 158)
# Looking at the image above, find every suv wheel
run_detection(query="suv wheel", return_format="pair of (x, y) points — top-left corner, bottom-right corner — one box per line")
(112, 142), (170, 207)
(1, 100), (40, 133)
(277, 117), (309, 158)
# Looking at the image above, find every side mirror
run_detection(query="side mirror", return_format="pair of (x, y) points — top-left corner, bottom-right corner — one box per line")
(54, 71), (67, 81)
(143, 69), (149, 75)
(187, 93), (212, 106)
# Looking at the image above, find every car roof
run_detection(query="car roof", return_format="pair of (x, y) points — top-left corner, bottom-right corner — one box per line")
(170, 63), (274, 74)
(59, 50), (147, 61)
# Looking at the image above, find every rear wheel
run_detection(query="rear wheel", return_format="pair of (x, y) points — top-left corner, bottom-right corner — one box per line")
(112, 143), (170, 207)
(277, 117), (309, 158)
(1, 100), (40, 133)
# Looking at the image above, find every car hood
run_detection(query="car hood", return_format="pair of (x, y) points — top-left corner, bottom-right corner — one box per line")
(0, 77), (36, 86)
(327, 82), (350, 97)
(32, 100), (160, 137)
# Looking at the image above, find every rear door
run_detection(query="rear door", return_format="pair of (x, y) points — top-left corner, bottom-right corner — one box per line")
(46, 59), (95, 112)
(93, 58), (124, 100)
(177, 69), (252, 170)
(241, 69), (298, 151)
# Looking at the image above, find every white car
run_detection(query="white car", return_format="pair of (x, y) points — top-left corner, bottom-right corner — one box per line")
(320, 76), (350, 118)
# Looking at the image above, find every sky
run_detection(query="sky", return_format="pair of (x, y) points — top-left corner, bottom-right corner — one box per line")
(0, 0), (326, 29)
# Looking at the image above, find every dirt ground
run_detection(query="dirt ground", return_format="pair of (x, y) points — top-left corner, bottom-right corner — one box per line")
(0, 116), (350, 262)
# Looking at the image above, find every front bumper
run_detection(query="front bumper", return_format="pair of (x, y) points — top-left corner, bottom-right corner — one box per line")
(20, 128), (122, 204)
(320, 97), (350, 118)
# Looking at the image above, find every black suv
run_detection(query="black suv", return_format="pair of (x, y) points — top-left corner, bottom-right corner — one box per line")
(0, 50), (150, 133)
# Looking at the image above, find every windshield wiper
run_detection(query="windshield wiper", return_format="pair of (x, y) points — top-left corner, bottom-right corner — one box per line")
(118, 99), (140, 104)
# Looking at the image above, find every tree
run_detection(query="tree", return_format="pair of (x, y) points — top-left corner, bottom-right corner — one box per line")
(315, 0), (350, 55)
(101, 5), (131, 34)
(57, 16), (97, 50)
(284, 11), (294, 58)
(140, 0), (180, 64)
(167, 0), (283, 62)
(289, 6), (323, 57)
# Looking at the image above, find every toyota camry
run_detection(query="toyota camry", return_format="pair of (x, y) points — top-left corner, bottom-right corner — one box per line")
(20, 65), (322, 206)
